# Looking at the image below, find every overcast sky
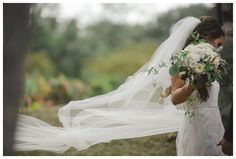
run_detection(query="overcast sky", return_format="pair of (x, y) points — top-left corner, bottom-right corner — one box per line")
(41, 3), (214, 28)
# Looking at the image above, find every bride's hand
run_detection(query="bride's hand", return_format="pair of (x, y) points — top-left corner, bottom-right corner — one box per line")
(160, 86), (171, 98)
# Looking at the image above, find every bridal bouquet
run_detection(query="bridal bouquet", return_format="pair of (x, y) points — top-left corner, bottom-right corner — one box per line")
(169, 42), (229, 102)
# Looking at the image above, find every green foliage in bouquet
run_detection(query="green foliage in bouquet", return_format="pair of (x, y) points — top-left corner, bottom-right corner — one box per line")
(169, 43), (230, 103)
(169, 50), (189, 76)
(189, 31), (207, 45)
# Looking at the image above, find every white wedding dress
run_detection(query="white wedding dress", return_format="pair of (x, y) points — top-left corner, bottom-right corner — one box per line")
(176, 80), (225, 156)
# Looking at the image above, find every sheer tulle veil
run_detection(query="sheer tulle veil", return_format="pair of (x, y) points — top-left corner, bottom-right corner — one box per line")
(14, 16), (201, 153)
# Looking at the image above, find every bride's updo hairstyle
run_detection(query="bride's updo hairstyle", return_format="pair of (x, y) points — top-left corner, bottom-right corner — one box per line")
(183, 16), (225, 48)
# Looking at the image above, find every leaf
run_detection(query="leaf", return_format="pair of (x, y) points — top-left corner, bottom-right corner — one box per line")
(169, 65), (178, 76)
(148, 67), (158, 75)
(158, 61), (167, 68)
(147, 67), (154, 75)
(199, 39), (207, 43)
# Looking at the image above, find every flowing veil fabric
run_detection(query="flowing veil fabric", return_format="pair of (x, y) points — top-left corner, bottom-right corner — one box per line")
(14, 17), (201, 153)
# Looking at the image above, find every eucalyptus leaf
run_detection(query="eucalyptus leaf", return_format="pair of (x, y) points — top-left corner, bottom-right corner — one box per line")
(169, 65), (178, 76)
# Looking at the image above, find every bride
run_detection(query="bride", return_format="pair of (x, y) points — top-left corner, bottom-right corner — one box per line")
(169, 16), (225, 155)
(14, 16), (226, 156)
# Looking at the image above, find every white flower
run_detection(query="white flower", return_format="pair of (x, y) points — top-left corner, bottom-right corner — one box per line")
(184, 43), (215, 57)
(209, 52), (218, 61)
(195, 63), (205, 74)
(183, 43), (220, 69)
(189, 75), (195, 81)
(189, 60), (198, 68)
(179, 71), (186, 77)
(213, 56), (221, 68)
(186, 53), (200, 68)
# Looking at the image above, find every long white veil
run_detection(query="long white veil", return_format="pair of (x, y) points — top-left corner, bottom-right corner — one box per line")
(14, 16), (201, 153)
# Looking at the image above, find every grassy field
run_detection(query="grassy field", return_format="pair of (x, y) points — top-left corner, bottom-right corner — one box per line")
(16, 106), (177, 156)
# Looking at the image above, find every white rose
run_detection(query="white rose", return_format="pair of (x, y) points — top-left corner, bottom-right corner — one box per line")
(195, 63), (205, 74)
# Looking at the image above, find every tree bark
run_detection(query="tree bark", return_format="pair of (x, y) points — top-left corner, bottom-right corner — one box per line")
(3, 3), (30, 155)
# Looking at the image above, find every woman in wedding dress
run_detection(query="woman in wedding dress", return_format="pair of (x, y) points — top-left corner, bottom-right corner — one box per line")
(14, 16), (227, 156)
(170, 16), (226, 155)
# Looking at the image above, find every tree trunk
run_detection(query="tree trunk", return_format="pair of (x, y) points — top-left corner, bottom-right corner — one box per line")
(3, 3), (30, 155)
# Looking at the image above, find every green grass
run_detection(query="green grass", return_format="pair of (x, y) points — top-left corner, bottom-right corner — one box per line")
(16, 106), (177, 156)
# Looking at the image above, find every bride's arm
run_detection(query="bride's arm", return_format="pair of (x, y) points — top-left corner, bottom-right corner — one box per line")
(170, 75), (195, 105)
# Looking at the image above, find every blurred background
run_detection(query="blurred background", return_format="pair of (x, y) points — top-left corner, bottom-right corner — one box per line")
(22, 3), (219, 110)
(4, 3), (233, 156)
